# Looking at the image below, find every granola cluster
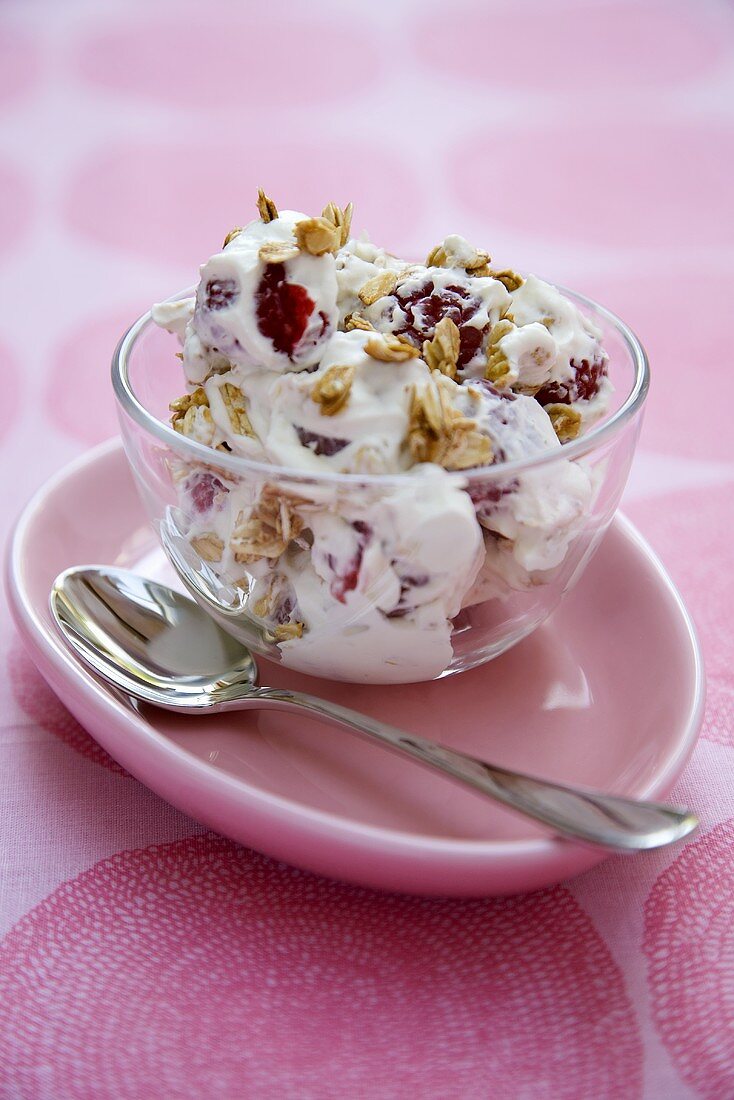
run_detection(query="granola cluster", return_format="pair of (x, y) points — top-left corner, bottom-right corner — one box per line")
(407, 377), (493, 471)
(230, 485), (305, 564)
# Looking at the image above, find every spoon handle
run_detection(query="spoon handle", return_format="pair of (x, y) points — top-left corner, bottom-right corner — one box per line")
(245, 687), (697, 850)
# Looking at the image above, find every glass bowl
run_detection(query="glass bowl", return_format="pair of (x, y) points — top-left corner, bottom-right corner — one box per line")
(112, 285), (648, 685)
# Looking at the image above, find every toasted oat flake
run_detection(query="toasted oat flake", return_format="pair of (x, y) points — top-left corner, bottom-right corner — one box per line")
(408, 379), (493, 471)
(294, 216), (341, 256)
(545, 403), (582, 443)
(486, 268), (525, 292)
(251, 576), (288, 618)
(177, 405), (214, 442)
(485, 319), (516, 386)
(364, 334), (421, 362)
(220, 382), (255, 436)
(231, 486), (305, 564)
(321, 201), (353, 247)
(311, 364), (356, 416)
(191, 533), (224, 562)
(170, 388), (211, 438)
(272, 621), (305, 642)
(170, 387), (208, 417)
(422, 317), (460, 378)
(425, 244), (447, 268)
(223, 226), (243, 248)
(252, 593), (271, 618)
(358, 271), (398, 307)
(256, 188), (278, 223)
(344, 312), (374, 332)
(409, 383), (443, 450)
(351, 444), (390, 475)
(466, 252), (491, 272)
(426, 242), (491, 272)
(259, 240), (300, 264)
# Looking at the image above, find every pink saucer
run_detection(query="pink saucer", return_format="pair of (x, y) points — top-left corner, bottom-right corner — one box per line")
(6, 440), (704, 896)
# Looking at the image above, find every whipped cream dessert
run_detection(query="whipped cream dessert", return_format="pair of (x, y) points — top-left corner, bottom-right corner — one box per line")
(153, 191), (611, 682)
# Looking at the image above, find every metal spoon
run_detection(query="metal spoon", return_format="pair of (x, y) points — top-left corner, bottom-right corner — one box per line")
(50, 566), (698, 851)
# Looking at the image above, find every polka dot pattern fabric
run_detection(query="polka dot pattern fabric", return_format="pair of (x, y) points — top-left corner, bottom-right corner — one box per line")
(0, 835), (643, 1100)
(1, 1), (732, 1095)
(8, 646), (129, 775)
(643, 820), (734, 1099)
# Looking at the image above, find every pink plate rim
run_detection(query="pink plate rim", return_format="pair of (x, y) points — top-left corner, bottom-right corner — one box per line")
(5, 438), (705, 864)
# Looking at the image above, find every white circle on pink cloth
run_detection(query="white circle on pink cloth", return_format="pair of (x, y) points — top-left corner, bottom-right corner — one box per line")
(0, 340), (20, 444)
(46, 307), (144, 446)
(0, 26), (40, 107)
(643, 819), (734, 1100)
(0, 834), (643, 1099)
(449, 122), (734, 248)
(8, 645), (128, 775)
(699, 681), (734, 749)
(626, 481), (734, 733)
(62, 143), (422, 266)
(0, 160), (33, 259)
(580, 272), (734, 462)
(413, 1), (725, 90)
(73, 11), (382, 109)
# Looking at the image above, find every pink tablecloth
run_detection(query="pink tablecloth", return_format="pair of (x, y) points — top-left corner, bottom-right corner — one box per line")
(1, 2), (733, 1096)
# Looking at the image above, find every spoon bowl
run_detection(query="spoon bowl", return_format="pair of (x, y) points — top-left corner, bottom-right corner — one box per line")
(51, 567), (258, 708)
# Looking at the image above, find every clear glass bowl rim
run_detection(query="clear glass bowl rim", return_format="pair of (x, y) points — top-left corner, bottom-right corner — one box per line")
(112, 282), (650, 487)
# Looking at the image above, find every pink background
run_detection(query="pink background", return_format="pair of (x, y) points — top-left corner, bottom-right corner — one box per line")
(1, 0), (733, 1096)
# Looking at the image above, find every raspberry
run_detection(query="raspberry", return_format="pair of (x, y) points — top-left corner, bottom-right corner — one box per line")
(205, 279), (239, 311)
(534, 357), (607, 407)
(385, 572), (430, 619)
(388, 279), (487, 370)
(468, 478), (518, 524)
(296, 427), (349, 457)
(328, 522), (373, 603)
(468, 480), (517, 507)
(187, 471), (228, 515)
(255, 265), (315, 356)
(574, 358), (608, 401)
(274, 596), (294, 625)
(464, 378), (516, 401)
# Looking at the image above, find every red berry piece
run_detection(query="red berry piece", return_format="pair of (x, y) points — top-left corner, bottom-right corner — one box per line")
(330, 560), (360, 603)
(468, 481), (516, 507)
(464, 378), (516, 402)
(205, 278), (239, 311)
(328, 522), (373, 603)
(273, 596), (295, 625)
(468, 478), (518, 523)
(256, 265), (315, 356)
(534, 357), (607, 406)
(387, 279), (487, 370)
(186, 471), (228, 515)
(295, 427), (349, 457)
(384, 572), (430, 619)
(574, 358), (608, 401)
